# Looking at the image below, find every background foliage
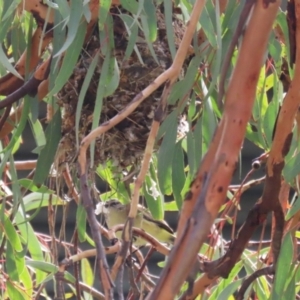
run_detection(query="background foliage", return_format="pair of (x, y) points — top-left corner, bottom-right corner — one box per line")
(0, 0), (299, 299)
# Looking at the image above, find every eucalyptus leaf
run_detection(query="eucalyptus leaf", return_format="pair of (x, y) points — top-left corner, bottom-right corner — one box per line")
(54, 0), (83, 57)
(98, 0), (112, 30)
(0, 45), (23, 79)
(270, 233), (293, 299)
(76, 204), (87, 242)
(19, 179), (54, 194)
(26, 260), (58, 274)
(163, 0), (176, 59)
(3, 214), (22, 252)
(157, 110), (178, 195)
(33, 110), (62, 185)
(7, 281), (29, 300)
(49, 21), (86, 96)
(172, 142), (185, 209)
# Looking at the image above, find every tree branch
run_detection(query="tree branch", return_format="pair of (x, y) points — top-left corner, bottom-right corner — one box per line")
(150, 1), (280, 298)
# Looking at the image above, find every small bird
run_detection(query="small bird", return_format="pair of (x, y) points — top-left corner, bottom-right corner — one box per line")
(96, 199), (175, 246)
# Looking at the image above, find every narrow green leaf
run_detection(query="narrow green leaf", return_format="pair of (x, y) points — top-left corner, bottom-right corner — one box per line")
(286, 196), (300, 220)
(50, 8), (66, 76)
(157, 111), (178, 194)
(143, 160), (164, 220)
(33, 109), (61, 185)
(82, 1), (91, 22)
(64, 271), (76, 283)
(283, 150), (300, 184)
(1, 0), (20, 21)
(143, 0), (157, 42)
(76, 204), (87, 242)
(26, 260), (58, 274)
(2, 214), (22, 252)
(7, 281), (29, 300)
(180, 173), (193, 199)
(75, 52), (99, 146)
(11, 19), (27, 63)
(98, 0), (112, 30)
(90, 15), (117, 166)
(164, 201), (178, 211)
(202, 97), (217, 146)
(96, 161), (129, 202)
(18, 266), (32, 300)
(49, 21), (86, 96)
(140, 14), (159, 64)
(215, 279), (243, 300)
(163, 0), (176, 59)
(222, 0), (240, 30)
(210, 261), (244, 300)
(120, 0), (139, 14)
(19, 179), (54, 194)
(283, 270), (296, 300)
(168, 54), (203, 106)
(105, 57), (120, 97)
(193, 117), (203, 169)
(0, 3), (14, 43)
(276, 11), (291, 67)
(8, 156), (22, 210)
(15, 212), (45, 285)
(55, 0), (70, 19)
(54, 0), (83, 57)
(22, 193), (65, 213)
(263, 100), (278, 148)
(120, 14), (140, 60)
(0, 45), (23, 79)
(271, 233), (293, 299)
(29, 117), (46, 151)
(6, 241), (19, 281)
(199, 6), (217, 48)
(172, 142), (185, 209)
(186, 130), (196, 176)
(269, 33), (282, 63)
(81, 258), (94, 287)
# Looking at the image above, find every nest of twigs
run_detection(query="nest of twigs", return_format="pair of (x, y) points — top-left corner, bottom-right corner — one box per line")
(57, 5), (191, 169)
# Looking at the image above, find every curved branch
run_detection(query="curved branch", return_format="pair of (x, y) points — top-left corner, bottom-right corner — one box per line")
(0, 57), (51, 110)
(0, 27), (53, 95)
(235, 266), (274, 300)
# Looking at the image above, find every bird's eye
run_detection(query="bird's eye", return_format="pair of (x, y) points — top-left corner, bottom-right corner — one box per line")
(109, 200), (119, 207)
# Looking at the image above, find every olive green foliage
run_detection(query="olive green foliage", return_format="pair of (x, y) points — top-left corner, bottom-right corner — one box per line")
(0, 0), (299, 299)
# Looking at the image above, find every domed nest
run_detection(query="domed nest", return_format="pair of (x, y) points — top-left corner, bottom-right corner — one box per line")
(57, 5), (192, 169)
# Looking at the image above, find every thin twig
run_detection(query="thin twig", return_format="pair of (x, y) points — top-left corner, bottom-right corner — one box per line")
(235, 266), (274, 300)
(112, 80), (174, 283)
(0, 105), (12, 133)
(5, 160), (37, 170)
(135, 247), (154, 284)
